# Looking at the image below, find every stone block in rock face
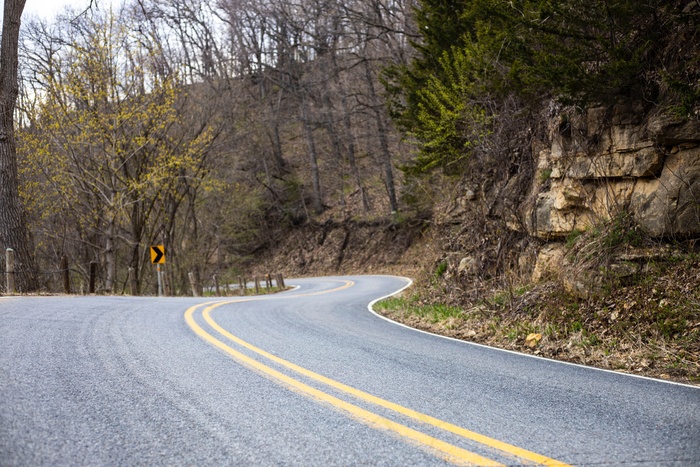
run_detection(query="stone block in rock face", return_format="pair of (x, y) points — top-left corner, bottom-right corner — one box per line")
(458, 256), (479, 275)
(594, 147), (664, 178)
(550, 135), (565, 160)
(586, 107), (607, 137)
(544, 127), (661, 180)
(650, 117), (700, 145)
(612, 125), (653, 153)
(532, 190), (596, 239)
(551, 180), (587, 211)
(563, 148), (664, 179)
(537, 149), (551, 171)
(631, 147), (700, 237)
(589, 180), (637, 220)
(532, 243), (567, 282)
(529, 105), (700, 241)
(629, 147), (666, 177)
(537, 149), (564, 179)
(534, 193), (576, 237)
(530, 179), (598, 238)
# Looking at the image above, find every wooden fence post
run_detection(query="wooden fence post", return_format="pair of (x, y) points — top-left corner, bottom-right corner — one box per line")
(277, 273), (285, 289)
(254, 276), (260, 295)
(265, 274), (270, 292)
(61, 255), (70, 294)
(88, 261), (97, 294)
(188, 272), (200, 297)
(5, 248), (15, 294)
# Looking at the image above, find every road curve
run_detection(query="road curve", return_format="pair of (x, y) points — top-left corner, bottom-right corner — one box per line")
(1, 275), (698, 466)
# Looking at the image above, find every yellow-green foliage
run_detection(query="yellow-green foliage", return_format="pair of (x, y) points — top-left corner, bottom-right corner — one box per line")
(409, 47), (493, 174)
(18, 9), (217, 290)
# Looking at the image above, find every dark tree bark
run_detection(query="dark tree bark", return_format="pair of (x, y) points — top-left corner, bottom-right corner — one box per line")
(364, 58), (399, 213)
(0, 0), (37, 292)
(301, 94), (324, 214)
(341, 96), (371, 213)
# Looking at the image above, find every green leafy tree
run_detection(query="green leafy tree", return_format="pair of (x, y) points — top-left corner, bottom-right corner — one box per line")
(497, 0), (691, 106)
(388, 0), (699, 174)
(384, 0), (473, 132)
(409, 47), (493, 173)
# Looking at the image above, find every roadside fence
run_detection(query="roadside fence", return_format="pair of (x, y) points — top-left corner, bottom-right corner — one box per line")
(2, 248), (286, 297)
(192, 272), (287, 298)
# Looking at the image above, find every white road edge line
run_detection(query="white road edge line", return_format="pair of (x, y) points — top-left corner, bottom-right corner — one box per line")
(366, 275), (700, 391)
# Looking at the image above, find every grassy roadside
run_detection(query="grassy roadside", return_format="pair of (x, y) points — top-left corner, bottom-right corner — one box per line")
(374, 256), (700, 386)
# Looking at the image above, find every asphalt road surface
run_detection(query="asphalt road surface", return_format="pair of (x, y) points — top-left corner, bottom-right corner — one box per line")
(1, 275), (698, 466)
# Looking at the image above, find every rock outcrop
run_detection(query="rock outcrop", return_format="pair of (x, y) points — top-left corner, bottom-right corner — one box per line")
(512, 104), (700, 289)
(526, 105), (700, 241)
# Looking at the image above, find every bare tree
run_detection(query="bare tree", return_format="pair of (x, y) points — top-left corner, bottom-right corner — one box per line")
(0, 0), (36, 291)
(19, 4), (223, 294)
(12, 0), (422, 294)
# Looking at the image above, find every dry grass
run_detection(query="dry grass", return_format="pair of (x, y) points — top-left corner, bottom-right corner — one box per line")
(377, 255), (700, 385)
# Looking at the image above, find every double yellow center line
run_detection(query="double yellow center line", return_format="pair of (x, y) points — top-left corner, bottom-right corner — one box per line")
(184, 280), (571, 466)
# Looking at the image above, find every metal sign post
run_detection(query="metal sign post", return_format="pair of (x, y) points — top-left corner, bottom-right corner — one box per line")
(150, 245), (166, 297)
(157, 264), (163, 297)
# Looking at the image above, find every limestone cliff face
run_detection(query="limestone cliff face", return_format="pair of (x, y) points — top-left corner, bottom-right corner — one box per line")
(261, 104), (698, 288)
(525, 104), (700, 240)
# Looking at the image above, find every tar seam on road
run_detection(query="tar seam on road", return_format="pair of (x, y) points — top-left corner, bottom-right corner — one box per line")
(184, 279), (571, 466)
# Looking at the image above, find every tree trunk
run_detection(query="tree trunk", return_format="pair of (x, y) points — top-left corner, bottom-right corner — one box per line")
(363, 59), (399, 213)
(341, 95), (370, 213)
(268, 90), (287, 170)
(301, 96), (324, 214)
(0, 0), (37, 292)
(321, 95), (347, 211)
(104, 212), (116, 292)
(129, 241), (140, 295)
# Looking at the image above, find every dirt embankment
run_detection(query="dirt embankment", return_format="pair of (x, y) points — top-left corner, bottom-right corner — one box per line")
(256, 217), (429, 278)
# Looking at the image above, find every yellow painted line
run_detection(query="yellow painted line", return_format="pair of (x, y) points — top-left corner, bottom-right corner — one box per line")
(185, 303), (502, 466)
(186, 279), (570, 466)
(200, 301), (571, 467)
(235, 279), (355, 301)
(290, 279), (355, 296)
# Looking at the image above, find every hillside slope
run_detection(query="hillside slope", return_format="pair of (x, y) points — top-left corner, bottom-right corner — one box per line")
(255, 203), (699, 385)
(254, 94), (700, 385)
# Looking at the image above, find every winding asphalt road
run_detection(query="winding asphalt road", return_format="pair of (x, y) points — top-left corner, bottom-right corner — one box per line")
(1, 276), (698, 466)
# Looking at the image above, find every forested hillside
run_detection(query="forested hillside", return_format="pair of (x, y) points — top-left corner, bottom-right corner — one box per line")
(13, 0), (418, 293)
(2, 0), (699, 380)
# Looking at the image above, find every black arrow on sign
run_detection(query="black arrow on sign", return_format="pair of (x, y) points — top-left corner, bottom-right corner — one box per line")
(151, 246), (164, 264)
